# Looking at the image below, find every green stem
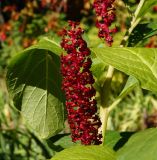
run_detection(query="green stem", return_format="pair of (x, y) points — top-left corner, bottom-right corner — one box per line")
(100, 107), (109, 143)
(134, 0), (145, 19)
(100, 66), (114, 144)
(100, 0), (146, 145)
(120, 0), (145, 47)
(120, 18), (140, 47)
(101, 66), (115, 107)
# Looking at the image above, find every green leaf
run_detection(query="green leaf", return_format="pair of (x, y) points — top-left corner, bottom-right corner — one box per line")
(128, 22), (157, 46)
(105, 131), (122, 149)
(53, 134), (80, 149)
(92, 47), (157, 93)
(119, 76), (138, 98)
(91, 57), (106, 79)
(105, 131), (135, 151)
(51, 145), (116, 160)
(6, 38), (65, 139)
(32, 37), (62, 55)
(137, 0), (157, 18)
(117, 128), (157, 160)
(47, 134), (80, 152)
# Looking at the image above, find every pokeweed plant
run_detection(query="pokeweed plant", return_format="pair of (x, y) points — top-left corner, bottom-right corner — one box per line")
(5, 0), (157, 160)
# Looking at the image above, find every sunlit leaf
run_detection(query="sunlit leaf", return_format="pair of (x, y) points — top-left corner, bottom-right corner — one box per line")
(51, 145), (116, 160)
(92, 47), (157, 93)
(117, 128), (157, 160)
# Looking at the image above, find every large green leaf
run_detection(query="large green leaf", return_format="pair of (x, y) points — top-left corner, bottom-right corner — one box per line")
(6, 38), (65, 139)
(117, 128), (157, 160)
(92, 47), (157, 93)
(51, 145), (116, 160)
(128, 22), (157, 47)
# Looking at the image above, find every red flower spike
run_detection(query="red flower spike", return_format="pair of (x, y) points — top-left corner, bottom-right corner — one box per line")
(93, 0), (117, 46)
(60, 21), (102, 145)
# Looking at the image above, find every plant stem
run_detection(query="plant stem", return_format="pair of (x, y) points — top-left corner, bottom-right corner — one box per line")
(100, 66), (114, 144)
(101, 66), (115, 107)
(120, 18), (140, 47)
(134, 0), (145, 19)
(100, 0), (146, 145)
(100, 107), (109, 143)
(120, 0), (145, 47)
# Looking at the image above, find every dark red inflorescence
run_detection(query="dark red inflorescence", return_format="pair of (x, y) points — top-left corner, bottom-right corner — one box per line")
(60, 21), (102, 145)
(93, 0), (117, 46)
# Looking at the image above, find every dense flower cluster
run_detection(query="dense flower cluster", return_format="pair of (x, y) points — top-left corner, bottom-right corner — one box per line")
(60, 21), (102, 145)
(93, 0), (117, 46)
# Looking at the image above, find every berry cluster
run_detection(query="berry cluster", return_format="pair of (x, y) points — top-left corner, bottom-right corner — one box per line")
(60, 21), (102, 145)
(93, 0), (117, 46)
